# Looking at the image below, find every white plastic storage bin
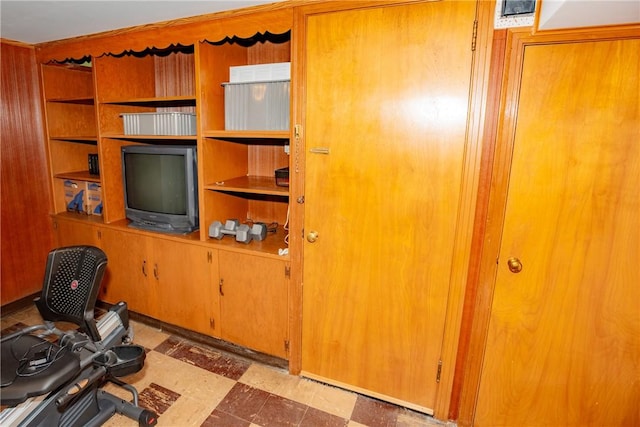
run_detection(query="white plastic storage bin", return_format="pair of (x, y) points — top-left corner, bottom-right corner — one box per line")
(121, 112), (196, 136)
(229, 62), (291, 83)
(223, 80), (290, 131)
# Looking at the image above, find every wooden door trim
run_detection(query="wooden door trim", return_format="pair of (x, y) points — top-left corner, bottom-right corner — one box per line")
(446, 27), (508, 421)
(432, 0), (496, 420)
(456, 25), (640, 427)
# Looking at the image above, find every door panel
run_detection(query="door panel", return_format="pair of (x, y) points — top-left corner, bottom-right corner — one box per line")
(475, 39), (640, 426)
(99, 228), (154, 315)
(55, 219), (99, 248)
(301, 1), (476, 410)
(219, 252), (288, 358)
(154, 239), (218, 337)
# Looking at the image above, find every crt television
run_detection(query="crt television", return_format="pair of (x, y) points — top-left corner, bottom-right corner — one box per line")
(121, 144), (199, 234)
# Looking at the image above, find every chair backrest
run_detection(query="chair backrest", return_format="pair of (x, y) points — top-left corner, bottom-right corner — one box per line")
(35, 245), (107, 341)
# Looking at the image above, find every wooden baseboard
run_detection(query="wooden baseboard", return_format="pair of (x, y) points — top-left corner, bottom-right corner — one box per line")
(0, 292), (40, 316)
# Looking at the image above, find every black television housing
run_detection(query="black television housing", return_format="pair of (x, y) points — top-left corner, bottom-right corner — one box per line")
(121, 144), (199, 234)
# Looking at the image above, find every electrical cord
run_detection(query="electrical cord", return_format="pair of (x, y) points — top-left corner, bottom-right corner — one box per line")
(1, 336), (68, 387)
(283, 206), (290, 246)
(17, 339), (66, 378)
(266, 222), (279, 234)
(246, 210), (290, 247)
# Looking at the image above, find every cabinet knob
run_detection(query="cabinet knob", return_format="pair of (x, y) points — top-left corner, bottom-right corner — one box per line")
(507, 257), (523, 273)
(307, 231), (319, 243)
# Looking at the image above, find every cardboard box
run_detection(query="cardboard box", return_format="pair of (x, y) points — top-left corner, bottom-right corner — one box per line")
(64, 179), (86, 214)
(86, 182), (103, 216)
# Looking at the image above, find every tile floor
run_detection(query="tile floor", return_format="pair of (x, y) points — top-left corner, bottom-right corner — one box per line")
(1, 306), (449, 427)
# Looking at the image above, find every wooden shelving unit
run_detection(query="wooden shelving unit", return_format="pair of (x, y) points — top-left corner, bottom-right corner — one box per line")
(41, 63), (99, 216)
(197, 35), (291, 254)
(41, 19), (293, 362)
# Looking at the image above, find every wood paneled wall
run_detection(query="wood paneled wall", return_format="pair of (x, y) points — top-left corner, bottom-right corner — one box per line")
(1, 41), (54, 305)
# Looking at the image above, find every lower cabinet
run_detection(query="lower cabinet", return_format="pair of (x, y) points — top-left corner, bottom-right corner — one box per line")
(99, 229), (219, 337)
(98, 228), (158, 319)
(152, 238), (219, 337)
(54, 217), (100, 247)
(218, 251), (289, 359)
(53, 217), (288, 359)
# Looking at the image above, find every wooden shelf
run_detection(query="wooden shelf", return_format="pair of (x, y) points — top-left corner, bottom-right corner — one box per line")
(50, 136), (97, 144)
(205, 224), (290, 259)
(47, 97), (94, 105)
(54, 171), (101, 183)
(205, 175), (289, 197)
(101, 134), (197, 142)
(52, 211), (105, 225)
(104, 218), (204, 242)
(204, 130), (289, 143)
(101, 96), (196, 107)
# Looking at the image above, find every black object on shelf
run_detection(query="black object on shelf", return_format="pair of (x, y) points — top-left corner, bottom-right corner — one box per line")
(88, 153), (99, 175)
(275, 167), (289, 187)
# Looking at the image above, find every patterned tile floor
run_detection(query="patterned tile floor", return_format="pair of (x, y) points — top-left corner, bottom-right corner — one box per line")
(1, 306), (448, 427)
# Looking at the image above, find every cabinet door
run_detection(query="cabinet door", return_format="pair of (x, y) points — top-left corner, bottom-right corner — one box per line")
(474, 38), (640, 427)
(219, 252), (288, 358)
(301, 1), (476, 411)
(99, 228), (156, 315)
(54, 218), (100, 247)
(152, 239), (219, 337)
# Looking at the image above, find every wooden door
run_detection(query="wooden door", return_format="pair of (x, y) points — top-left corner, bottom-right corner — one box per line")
(219, 252), (289, 358)
(301, 1), (477, 411)
(474, 38), (640, 426)
(153, 239), (219, 337)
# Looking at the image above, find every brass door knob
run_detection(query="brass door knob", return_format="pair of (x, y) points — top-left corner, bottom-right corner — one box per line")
(307, 231), (319, 243)
(507, 257), (523, 273)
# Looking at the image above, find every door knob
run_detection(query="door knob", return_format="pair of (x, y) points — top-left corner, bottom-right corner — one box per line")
(507, 257), (523, 273)
(307, 231), (319, 243)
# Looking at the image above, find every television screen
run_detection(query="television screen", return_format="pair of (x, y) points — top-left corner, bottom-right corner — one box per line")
(124, 153), (187, 215)
(121, 145), (198, 234)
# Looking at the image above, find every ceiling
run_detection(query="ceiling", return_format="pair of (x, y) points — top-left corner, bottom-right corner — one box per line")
(0, 1), (284, 45)
(537, 0), (640, 30)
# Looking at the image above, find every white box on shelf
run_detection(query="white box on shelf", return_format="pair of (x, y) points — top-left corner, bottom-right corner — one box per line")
(121, 112), (196, 136)
(229, 62), (290, 83)
(223, 80), (290, 131)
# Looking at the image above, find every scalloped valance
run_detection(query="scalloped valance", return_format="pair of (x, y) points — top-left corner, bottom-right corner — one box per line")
(35, 5), (292, 63)
(51, 30), (291, 65)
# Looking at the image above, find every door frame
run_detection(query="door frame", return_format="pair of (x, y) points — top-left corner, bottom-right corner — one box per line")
(288, 0), (496, 420)
(455, 25), (640, 427)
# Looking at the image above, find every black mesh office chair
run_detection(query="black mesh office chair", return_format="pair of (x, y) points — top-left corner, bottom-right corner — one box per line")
(0, 246), (158, 426)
